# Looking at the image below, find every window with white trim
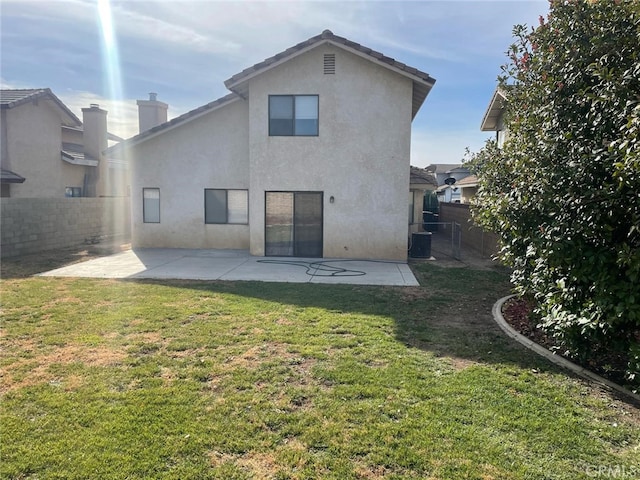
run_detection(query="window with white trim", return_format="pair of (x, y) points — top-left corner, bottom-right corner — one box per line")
(205, 189), (248, 224)
(269, 95), (318, 136)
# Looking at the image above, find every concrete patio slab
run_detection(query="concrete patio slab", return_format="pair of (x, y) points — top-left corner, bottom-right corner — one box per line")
(38, 248), (419, 286)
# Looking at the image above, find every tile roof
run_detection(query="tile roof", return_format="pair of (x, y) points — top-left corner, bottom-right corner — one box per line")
(0, 168), (26, 184)
(106, 93), (239, 155)
(0, 89), (46, 107)
(225, 29), (435, 119)
(456, 174), (478, 187)
(61, 142), (99, 167)
(0, 88), (81, 126)
(410, 166), (438, 187)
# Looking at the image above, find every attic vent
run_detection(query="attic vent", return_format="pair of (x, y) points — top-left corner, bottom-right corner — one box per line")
(324, 54), (335, 74)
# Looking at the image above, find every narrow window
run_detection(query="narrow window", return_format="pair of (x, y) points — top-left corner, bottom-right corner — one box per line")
(205, 189), (248, 224)
(143, 188), (160, 223)
(269, 95), (318, 136)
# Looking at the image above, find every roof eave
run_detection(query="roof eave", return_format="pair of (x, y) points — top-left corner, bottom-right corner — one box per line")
(61, 151), (98, 167)
(480, 88), (507, 131)
(0, 169), (26, 184)
(1, 89), (81, 127)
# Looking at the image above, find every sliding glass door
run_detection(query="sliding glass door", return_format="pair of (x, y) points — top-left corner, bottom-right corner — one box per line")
(265, 192), (323, 257)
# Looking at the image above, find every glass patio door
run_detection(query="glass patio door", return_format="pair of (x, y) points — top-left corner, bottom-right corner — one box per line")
(265, 192), (323, 257)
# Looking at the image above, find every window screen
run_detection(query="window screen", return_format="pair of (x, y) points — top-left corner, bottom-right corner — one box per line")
(295, 96), (318, 136)
(227, 190), (248, 224)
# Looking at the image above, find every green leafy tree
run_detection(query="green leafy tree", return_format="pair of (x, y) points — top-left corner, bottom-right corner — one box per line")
(467, 0), (640, 389)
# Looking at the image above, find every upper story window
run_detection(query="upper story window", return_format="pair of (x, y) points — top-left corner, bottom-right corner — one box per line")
(269, 95), (318, 136)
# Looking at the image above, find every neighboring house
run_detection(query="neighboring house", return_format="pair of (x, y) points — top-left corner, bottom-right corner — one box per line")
(427, 163), (470, 185)
(0, 88), (126, 198)
(110, 29), (436, 261)
(480, 87), (508, 147)
(460, 86), (509, 205)
(428, 164), (471, 203)
(455, 174), (478, 204)
(409, 166), (438, 233)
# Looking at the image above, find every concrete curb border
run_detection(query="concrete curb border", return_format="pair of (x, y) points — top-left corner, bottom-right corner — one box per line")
(493, 295), (640, 403)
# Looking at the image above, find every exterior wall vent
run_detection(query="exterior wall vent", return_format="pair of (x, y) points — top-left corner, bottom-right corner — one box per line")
(324, 54), (335, 74)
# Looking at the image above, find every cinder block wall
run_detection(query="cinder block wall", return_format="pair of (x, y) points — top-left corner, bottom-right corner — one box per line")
(1, 197), (131, 257)
(438, 203), (499, 258)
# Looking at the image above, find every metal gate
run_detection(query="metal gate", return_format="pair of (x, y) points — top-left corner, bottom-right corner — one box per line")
(418, 219), (462, 260)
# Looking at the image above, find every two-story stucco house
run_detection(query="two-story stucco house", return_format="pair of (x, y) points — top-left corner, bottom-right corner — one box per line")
(0, 88), (125, 198)
(111, 30), (436, 260)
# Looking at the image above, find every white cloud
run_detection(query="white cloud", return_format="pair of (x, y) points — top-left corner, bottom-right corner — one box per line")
(0, 78), (22, 89)
(58, 90), (139, 139)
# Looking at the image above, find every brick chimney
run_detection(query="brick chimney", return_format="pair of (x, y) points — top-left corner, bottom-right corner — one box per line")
(82, 104), (108, 197)
(137, 92), (168, 133)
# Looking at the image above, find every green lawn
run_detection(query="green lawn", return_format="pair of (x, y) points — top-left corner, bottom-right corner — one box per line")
(1, 262), (639, 479)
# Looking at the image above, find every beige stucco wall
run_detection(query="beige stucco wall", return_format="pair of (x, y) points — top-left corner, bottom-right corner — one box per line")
(3, 102), (86, 198)
(247, 44), (413, 260)
(129, 98), (250, 248)
(460, 186), (478, 204)
(127, 44), (419, 260)
(409, 186), (430, 235)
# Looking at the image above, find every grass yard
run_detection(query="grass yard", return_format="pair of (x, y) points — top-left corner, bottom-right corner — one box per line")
(1, 255), (639, 479)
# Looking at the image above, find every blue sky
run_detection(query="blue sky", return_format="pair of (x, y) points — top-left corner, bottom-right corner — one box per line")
(1, 0), (547, 167)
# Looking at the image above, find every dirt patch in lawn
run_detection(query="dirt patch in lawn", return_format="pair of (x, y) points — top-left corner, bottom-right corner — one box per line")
(1, 343), (127, 393)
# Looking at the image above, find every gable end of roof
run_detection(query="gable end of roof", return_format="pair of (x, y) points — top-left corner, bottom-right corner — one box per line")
(224, 30), (435, 101)
(0, 88), (81, 127)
